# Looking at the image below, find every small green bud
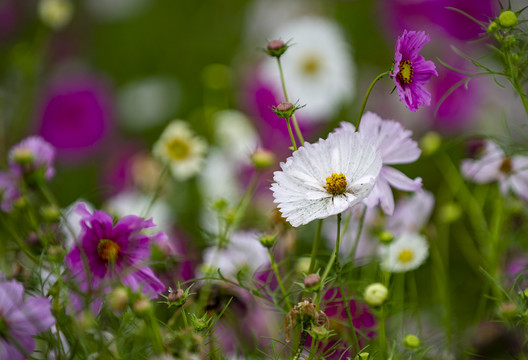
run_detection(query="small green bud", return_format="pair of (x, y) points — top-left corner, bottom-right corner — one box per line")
(364, 282), (388, 307)
(488, 21), (498, 33)
(309, 325), (331, 341)
(358, 353), (370, 360)
(271, 101), (305, 119)
(403, 334), (421, 349)
(168, 288), (187, 307)
(378, 230), (394, 245)
(438, 202), (462, 223)
(47, 245), (65, 262)
(11, 147), (34, 165)
(38, 0), (73, 30)
(41, 204), (61, 223)
(259, 234), (276, 248)
(108, 287), (129, 312)
(295, 257), (311, 274)
(191, 314), (211, 332)
(76, 310), (95, 331)
(266, 40), (288, 58)
(133, 298), (152, 315)
(420, 131), (442, 156)
(498, 301), (518, 320)
(523, 289), (528, 299)
(303, 273), (321, 291)
(13, 196), (28, 210)
(212, 198), (228, 212)
(251, 149), (275, 169)
(499, 10), (517, 27)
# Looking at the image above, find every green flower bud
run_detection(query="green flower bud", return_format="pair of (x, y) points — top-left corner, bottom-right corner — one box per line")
(499, 10), (517, 27)
(259, 234), (276, 248)
(47, 245), (65, 262)
(403, 334), (421, 349)
(498, 301), (518, 320)
(364, 283), (389, 307)
(420, 131), (442, 156)
(358, 353), (370, 360)
(271, 101), (305, 119)
(38, 0), (73, 30)
(266, 40), (288, 58)
(309, 325), (331, 341)
(41, 204), (61, 223)
(251, 149), (275, 169)
(108, 287), (129, 312)
(438, 202), (462, 223)
(378, 230), (394, 244)
(133, 298), (152, 315)
(303, 273), (321, 291)
(168, 288), (186, 307)
(488, 21), (498, 33)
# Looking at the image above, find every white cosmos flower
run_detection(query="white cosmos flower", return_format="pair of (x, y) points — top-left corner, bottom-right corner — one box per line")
(271, 130), (382, 227)
(153, 120), (207, 181)
(260, 16), (355, 122)
(379, 233), (429, 273)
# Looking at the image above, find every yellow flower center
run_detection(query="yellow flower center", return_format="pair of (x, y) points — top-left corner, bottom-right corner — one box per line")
(167, 138), (190, 160)
(499, 157), (512, 174)
(97, 239), (121, 262)
(325, 173), (347, 196)
(301, 54), (322, 76)
(397, 60), (414, 84)
(398, 249), (414, 263)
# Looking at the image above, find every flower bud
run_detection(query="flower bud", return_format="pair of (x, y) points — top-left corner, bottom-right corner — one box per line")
(378, 230), (394, 245)
(41, 204), (61, 223)
(133, 298), (152, 315)
(272, 101), (305, 119)
(364, 283), (388, 307)
(259, 234), (276, 248)
(499, 10), (517, 27)
(498, 301), (518, 320)
(76, 310), (95, 331)
(38, 0), (73, 30)
(191, 314), (210, 332)
(266, 40), (288, 58)
(487, 21), (498, 33)
(108, 287), (129, 312)
(309, 325), (331, 341)
(11, 147), (34, 165)
(47, 245), (65, 262)
(251, 149), (275, 169)
(420, 131), (442, 156)
(303, 273), (321, 291)
(168, 288), (186, 307)
(403, 334), (421, 349)
(358, 353), (370, 360)
(438, 202), (462, 223)
(523, 289), (528, 299)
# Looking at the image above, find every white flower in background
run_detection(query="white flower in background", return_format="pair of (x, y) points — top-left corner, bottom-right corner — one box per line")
(386, 190), (434, 235)
(39, 0), (73, 30)
(118, 77), (180, 131)
(379, 233), (429, 273)
(153, 120), (207, 181)
(60, 200), (94, 249)
(202, 231), (269, 276)
(104, 190), (173, 236)
(214, 110), (259, 163)
(260, 16), (356, 122)
(461, 139), (528, 201)
(84, 0), (150, 21)
(346, 112), (422, 215)
(271, 130), (381, 227)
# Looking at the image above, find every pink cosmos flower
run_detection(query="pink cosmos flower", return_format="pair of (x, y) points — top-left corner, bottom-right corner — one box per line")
(461, 140), (528, 201)
(339, 112), (422, 215)
(390, 30), (438, 112)
(65, 203), (165, 306)
(0, 277), (55, 360)
(8, 136), (56, 181)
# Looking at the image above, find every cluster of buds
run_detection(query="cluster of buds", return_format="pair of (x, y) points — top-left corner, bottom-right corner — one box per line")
(284, 298), (330, 342)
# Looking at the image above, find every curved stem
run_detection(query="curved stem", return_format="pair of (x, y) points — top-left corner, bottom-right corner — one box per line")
(277, 57), (305, 146)
(308, 220), (323, 274)
(356, 71), (390, 127)
(269, 248), (292, 310)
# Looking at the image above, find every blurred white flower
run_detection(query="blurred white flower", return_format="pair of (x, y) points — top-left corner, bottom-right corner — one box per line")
(84, 0), (150, 21)
(271, 129), (381, 227)
(60, 200), (94, 249)
(118, 77), (180, 131)
(153, 120), (207, 181)
(213, 110), (259, 163)
(260, 16), (356, 122)
(202, 231), (269, 276)
(379, 232), (429, 273)
(386, 190), (434, 235)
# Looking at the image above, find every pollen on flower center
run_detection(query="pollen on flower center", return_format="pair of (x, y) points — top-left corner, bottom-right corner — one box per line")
(398, 249), (414, 263)
(301, 54), (322, 76)
(499, 157), (512, 174)
(97, 239), (121, 262)
(167, 138), (190, 160)
(397, 60), (414, 84)
(325, 173), (347, 196)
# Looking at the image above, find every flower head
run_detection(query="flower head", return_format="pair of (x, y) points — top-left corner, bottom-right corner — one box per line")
(390, 30), (437, 112)
(8, 136), (55, 181)
(349, 112), (422, 215)
(461, 139), (528, 201)
(379, 232), (429, 273)
(0, 277), (55, 360)
(65, 203), (165, 300)
(271, 129), (381, 227)
(153, 120), (207, 180)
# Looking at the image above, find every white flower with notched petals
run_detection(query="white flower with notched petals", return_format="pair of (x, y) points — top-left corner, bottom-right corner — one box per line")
(342, 112), (422, 215)
(260, 16), (356, 122)
(271, 130), (382, 227)
(379, 233), (429, 273)
(153, 120), (207, 181)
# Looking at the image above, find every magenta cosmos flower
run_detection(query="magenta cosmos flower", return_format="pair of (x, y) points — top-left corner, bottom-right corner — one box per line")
(8, 136), (56, 181)
(390, 30), (438, 112)
(65, 203), (165, 301)
(0, 277), (55, 360)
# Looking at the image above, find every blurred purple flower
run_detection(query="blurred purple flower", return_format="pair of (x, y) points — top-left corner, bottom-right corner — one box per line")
(0, 277), (55, 360)
(8, 135), (56, 181)
(379, 0), (497, 42)
(38, 73), (113, 156)
(0, 171), (20, 212)
(390, 30), (438, 112)
(461, 140), (528, 201)
(386, 190), (435, 235)
(65, 203), (165, 303)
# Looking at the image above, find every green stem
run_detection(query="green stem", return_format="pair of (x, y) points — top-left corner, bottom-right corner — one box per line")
(181, 307), (189, 328)
(141, 164), (169, 218)
(348, 206), (367, 265)
(292, 329), (308, 360)
(268, 248), (292, 310)
(286, 117), (298, 151)
(357, 71), (390, 127)
(0, 214), (39, 264)
(308, 220), (323, 274)
(277, 57), (305, 146)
